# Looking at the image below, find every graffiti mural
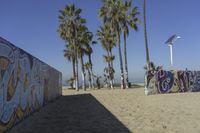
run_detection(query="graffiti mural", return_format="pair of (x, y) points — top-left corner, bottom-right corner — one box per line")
(0, 37), (62, 132)
(156, 70), (174, 93)
(145, 69), (200, 95)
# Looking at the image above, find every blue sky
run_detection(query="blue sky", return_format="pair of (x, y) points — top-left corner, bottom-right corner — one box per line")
(1, 0), (200, 83)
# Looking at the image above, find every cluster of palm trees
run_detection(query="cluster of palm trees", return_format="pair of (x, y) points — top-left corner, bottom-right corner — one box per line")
(58, 0), (151, 90)
(58, 4), (95, 91)
(98, 0), (140, 89)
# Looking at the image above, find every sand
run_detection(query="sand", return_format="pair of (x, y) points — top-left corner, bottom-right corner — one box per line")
(7, 88), (200, 133)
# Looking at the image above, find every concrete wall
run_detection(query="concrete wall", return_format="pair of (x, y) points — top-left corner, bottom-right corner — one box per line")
(0, 37), (62, 132)
(145, 70), (200, 95)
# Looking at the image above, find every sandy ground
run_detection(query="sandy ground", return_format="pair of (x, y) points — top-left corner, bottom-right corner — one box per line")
(7, 88), (200, 133)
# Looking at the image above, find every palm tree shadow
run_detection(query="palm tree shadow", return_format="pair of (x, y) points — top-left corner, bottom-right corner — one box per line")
(7, 94), (131, 133)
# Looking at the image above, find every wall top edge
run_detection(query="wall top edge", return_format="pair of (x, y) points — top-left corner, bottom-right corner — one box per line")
(0, 36), (62, 74)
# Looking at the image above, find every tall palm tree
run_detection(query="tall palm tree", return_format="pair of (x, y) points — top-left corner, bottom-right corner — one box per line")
(97, 24), (116, 89)
(143, 0), (150, 70)
(122, 2), (140, 88)
(58, 4), (86, 91)
(77, 25), (87, 90)
(85, 46), (94, 89)
(63, 45), (75, 88)
(84, 32), (96, 89)
(77, 25), (95, 90)
(59, 23), (76, 88)
(84, 62), (92, 89)
(99, 0), (126, 89)
(80, 52), (86, 90)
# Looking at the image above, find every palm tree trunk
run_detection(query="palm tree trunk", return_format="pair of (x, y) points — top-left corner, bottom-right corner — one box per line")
(124, 33), (129, 88)
(110, 50), (115, 87)
(88, 69), (92, 89)
(117, 31), (125, 89)
(72, 58), (76, 88)
(144, 0), (150, 70)
(109, 66), (114, 89)
(80, 55), (86, 91)
(107, 51), (113, 89)
(75, 54), (79, 91)
(74, 33), (79, 91)
(89, 54), (95, 89)
(90, 69), (95, 89)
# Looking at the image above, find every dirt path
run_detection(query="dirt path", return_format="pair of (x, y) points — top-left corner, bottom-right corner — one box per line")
(7, 88), (200, 133)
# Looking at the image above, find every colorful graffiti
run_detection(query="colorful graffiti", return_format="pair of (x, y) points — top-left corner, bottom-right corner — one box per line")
(145, 70), (200, 95)
(0, 37), (62, 132)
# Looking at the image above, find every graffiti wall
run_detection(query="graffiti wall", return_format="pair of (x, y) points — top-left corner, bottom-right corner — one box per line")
(0, 37), (62, 132)
(145, 70), (200, 95)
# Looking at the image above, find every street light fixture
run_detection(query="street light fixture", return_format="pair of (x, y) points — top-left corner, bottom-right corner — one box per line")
(165, 34), (181, 68)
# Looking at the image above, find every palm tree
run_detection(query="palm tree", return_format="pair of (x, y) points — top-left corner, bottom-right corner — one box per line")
(122, 2), (140, 88)
(103, 55), (115, 88)
(97, 24), (116, 89)
(85, 46), (95, 89)
(143, 0), (150, 70)
(76, 25), (87, 90)
(80, 52), (86, 90)
(58, 4), (86, 91)
(77, 25), (95, 90)
(84, 62), (92, 89)
(63, 45), (75, 88)
(59, 23), (76, 88)
(74, 24), (96, 90)
(84, 32), (96, 89)
(99, 0), (126, 89)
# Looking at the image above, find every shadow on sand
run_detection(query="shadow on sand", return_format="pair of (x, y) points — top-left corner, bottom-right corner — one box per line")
(7, 94), (131, 133)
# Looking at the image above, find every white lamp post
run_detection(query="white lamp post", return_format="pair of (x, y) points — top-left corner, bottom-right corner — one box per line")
(169, 44), (173, 66)
(165, 35), (181, 67)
